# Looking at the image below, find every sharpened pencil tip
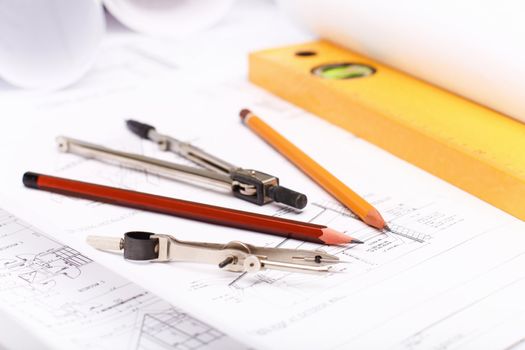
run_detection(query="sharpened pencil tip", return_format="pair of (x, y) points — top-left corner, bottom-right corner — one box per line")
(351, 238), (364, 244)
(364, 208), (387, 230)
(320, 227), (361, 245)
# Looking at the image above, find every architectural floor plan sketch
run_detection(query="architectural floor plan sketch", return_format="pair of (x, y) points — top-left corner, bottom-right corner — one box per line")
(138, 309), (227, 350)
(7, 245), (91, 288)
(0, 208), (246, 350)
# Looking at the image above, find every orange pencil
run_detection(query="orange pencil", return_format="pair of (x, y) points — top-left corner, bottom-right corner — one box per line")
(240, 109), (388, 230)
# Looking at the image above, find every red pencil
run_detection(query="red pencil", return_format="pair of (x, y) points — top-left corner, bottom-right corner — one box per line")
(23, 172), (362, 245)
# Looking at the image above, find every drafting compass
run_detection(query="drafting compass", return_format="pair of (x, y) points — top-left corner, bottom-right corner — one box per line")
(125, 119), (307, 208)
(87, 232), (342, 274)
(56, 126), (307, 209)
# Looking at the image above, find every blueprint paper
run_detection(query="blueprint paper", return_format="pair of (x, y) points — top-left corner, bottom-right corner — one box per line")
(0, 75), (524, 349)
(0, 207), (247, 350)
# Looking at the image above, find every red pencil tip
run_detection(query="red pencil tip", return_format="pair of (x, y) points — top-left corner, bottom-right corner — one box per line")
(320, 227), (356, 245)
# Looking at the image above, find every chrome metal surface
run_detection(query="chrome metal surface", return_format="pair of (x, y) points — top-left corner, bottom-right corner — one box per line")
(148, 129), (237, 175)
(57, 136), (232, 191)
(87, 233), (343, 274)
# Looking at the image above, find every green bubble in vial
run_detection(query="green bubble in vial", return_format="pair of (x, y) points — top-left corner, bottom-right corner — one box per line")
(318, 64), (374, 80)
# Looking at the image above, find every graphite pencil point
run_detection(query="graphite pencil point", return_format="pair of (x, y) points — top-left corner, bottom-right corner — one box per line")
(320, 227), (360, 245)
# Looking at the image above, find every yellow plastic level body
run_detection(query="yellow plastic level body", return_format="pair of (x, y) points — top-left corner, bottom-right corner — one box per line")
(249, 40), (525, 221)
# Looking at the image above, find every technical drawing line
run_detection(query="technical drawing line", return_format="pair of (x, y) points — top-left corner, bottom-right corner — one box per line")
(384, 226), (425, 243)
(312, 201), (428, 243)
(308, 206), (328, 222)
(311, 202), (359, 220)
(329, 227), (521, 349)
(399, 253), (525, 344)
(398, 275), (525, 350)
(138, 309), (227, 350)
(504, 338), (525, 350)
(0, 207), (246, 350)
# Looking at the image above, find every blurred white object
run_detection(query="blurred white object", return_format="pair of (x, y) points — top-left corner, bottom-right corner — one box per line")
(103, 0), (235, 38)
(0, 0), (105, 89)
(0, 0), (235, 89)
(278, 0), (525, 123)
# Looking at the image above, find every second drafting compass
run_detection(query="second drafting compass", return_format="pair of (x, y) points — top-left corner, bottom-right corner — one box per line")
(87, 231), (342, 274)
(56, 120), (307, 209)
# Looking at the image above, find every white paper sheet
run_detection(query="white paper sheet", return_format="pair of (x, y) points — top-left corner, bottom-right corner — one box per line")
(0, 74), (524, 349)
(0, 206), (247, 350)
(278, 0), (525, 123)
